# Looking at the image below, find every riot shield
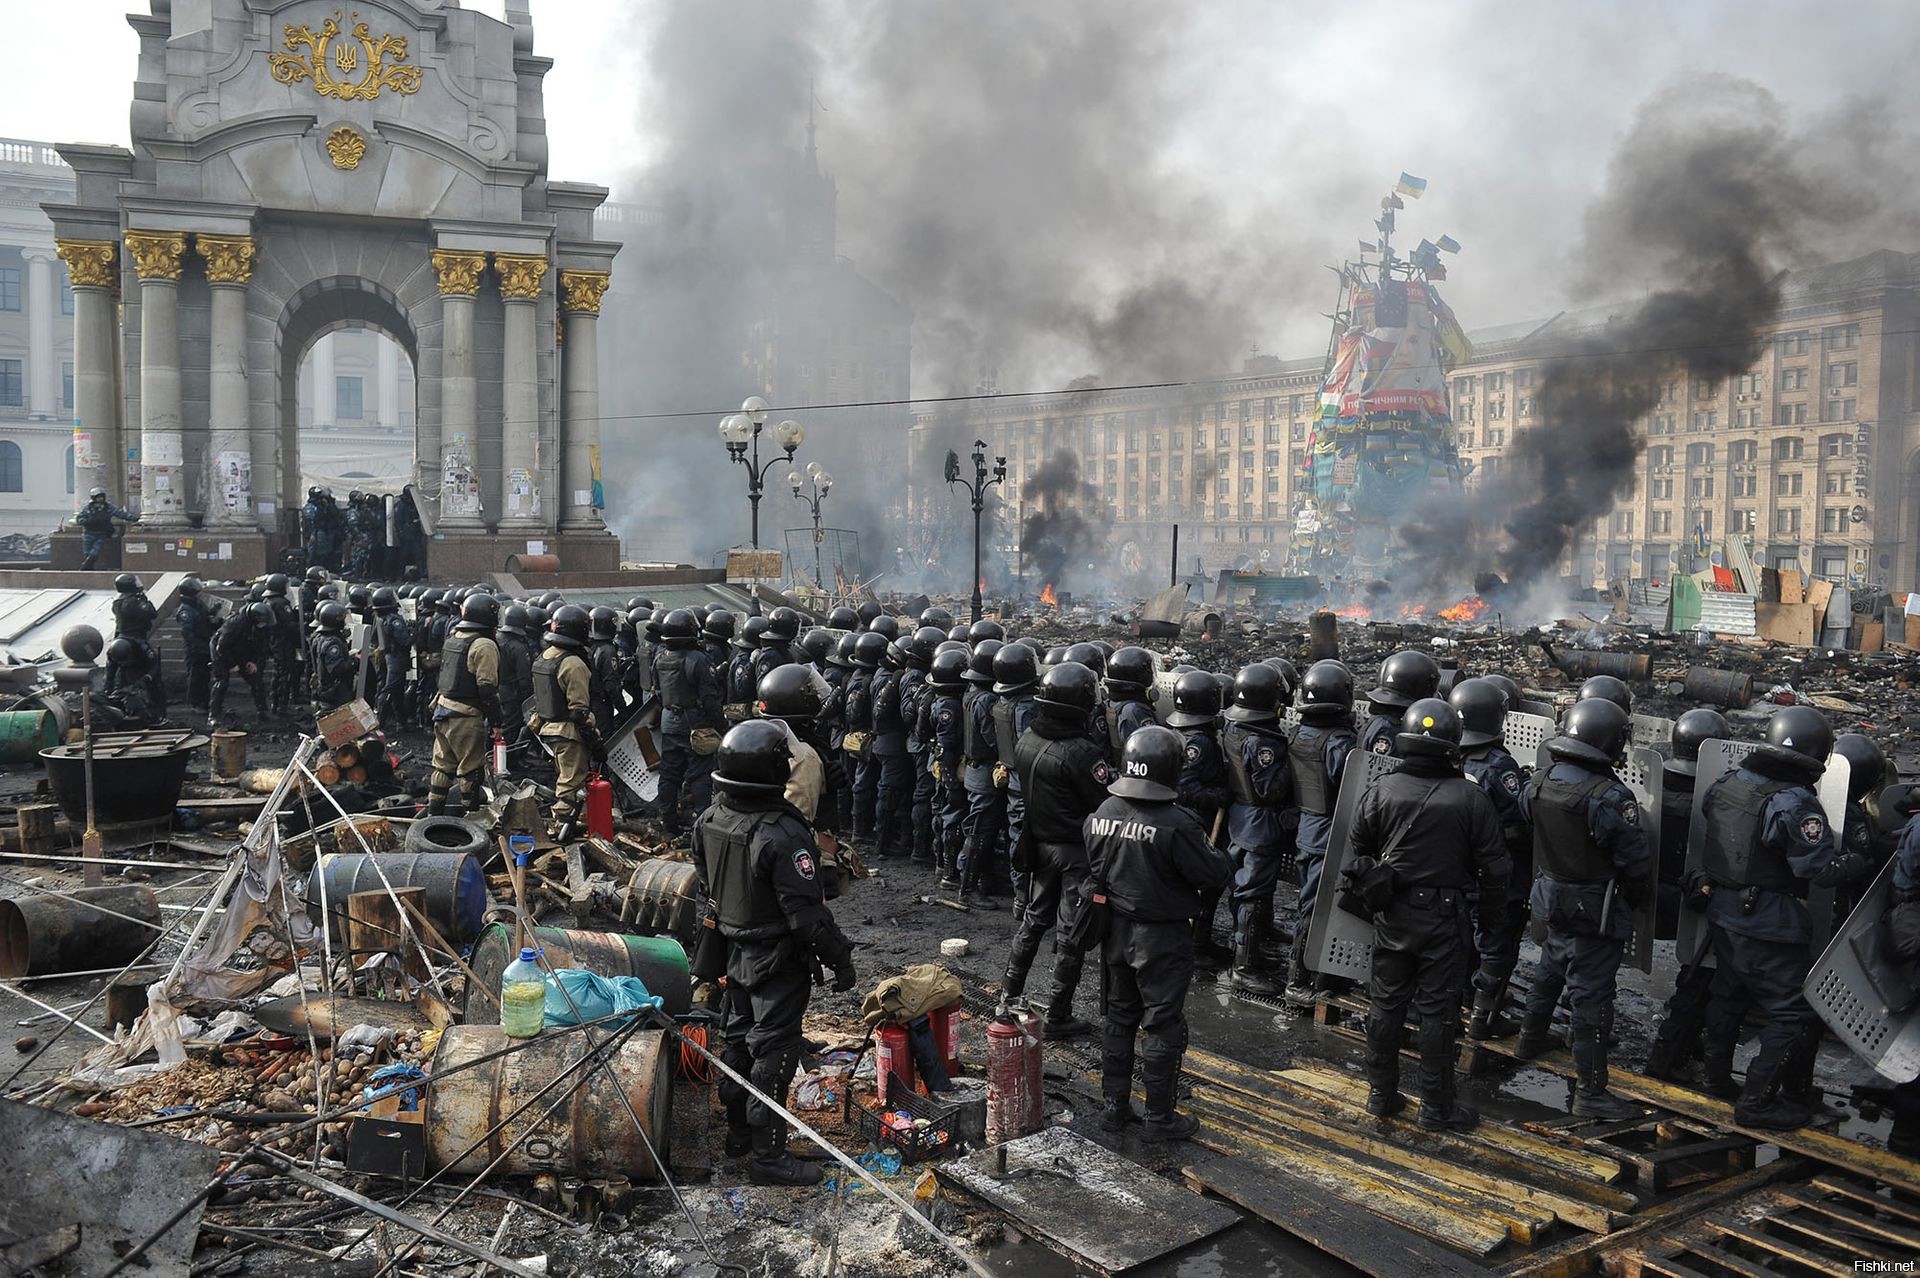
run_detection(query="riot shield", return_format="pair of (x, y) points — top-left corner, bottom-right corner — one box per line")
(1306, 751), (1402, 982)
(1805, 857), (1920, 1084)
(1501, 712), (1555, 770)
(1630, 713), (1675, 751)
(602, 696), (663, 806)
(1517, 698), (1556, 719)
(1526, 742), (1663, 973)
(1677, 740), (1851, 963)
(350, 621), (375, 703)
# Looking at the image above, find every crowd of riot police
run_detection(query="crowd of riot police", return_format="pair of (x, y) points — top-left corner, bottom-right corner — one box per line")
(296, 485), (427, 578)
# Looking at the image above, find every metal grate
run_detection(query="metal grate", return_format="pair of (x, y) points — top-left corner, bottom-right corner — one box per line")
(782, 526), (863, 593)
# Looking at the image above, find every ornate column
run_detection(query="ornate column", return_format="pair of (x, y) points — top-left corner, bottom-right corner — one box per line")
(198, 235), (257, 528)
(54, 240), (119, 501)
(312, 332), (336, 427)
(431, 249), (487, 529)
(24, 249), (57, 421)
(494, 251), (546, 529)
(124, 230), (189, 527)
(377, 336), (400, 430)
(559, 269), (611, 532)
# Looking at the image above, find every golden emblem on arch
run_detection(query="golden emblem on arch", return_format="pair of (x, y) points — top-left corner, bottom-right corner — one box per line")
(268, 10), (424, 102)
(325, 126), (368, 170)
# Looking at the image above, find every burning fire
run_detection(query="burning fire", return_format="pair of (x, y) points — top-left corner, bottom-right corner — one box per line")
(1438, 595), (1491, 624)
(1399, 603), (1427, 620)
(1334, 605), (1370, 620)
(977, 577), (987, 594)
(1039, 583), (1059, 607)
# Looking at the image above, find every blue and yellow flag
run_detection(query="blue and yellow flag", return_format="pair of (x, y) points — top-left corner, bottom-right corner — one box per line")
(1396, 173), (1427, 198)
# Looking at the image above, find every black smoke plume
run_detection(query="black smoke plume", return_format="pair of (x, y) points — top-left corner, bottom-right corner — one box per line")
(1021, 451), (1100, 590)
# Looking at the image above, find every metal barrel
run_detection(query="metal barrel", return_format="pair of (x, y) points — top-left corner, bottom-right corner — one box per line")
(1547, 648), (1651, 682)
(425, 1025), (672, 1179)
(310, 851), (489, 943)
(0, 710), (56, 764)
(0, 885), (161, 978)
(210, 730), (248, 779)
(463, 924), (692, 1022)
(1683, 666), (1754, 709)
(624, 859), (701, 948)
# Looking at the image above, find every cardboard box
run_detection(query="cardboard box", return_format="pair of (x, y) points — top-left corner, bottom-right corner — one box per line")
(317, 699), (380, 748)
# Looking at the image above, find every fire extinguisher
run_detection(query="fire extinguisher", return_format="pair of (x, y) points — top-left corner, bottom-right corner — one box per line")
(986, 1007), (1041, 1145)
(491, 729), (508, 778)
(874, 1023), (915, 1107)
(585, 772), (614, 839)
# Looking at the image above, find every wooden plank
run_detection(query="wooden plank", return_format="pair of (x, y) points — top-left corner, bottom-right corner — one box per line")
(1784, 1191), (1920, 1249)
(1675, 1243), (1774, 1278)
(1770, 1207), (1906, 1257)
(1185, 1155), (1484, 1278)
(1807, 1174), (1920, 1225)
(1704, 1221), (1853, 1275)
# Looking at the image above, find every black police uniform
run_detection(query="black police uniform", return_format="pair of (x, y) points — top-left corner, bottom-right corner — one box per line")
(307, 626), (356, 713)
(588, 637), (624, 736)
(1086, 792), (1233, 1121)
(1646, 764), (1714, 1080)
(1351, 750), (1509, 1113)
(1463, 741), (1531, 1003)
(1223, 719), (1294, 950)
(1520, 745), (1652, 1073)
(208, 614), (271, 725)
(495, 625), (533, 740)
(694, 789), (853, 1166)
(1289, 718), (1356, 983)
(375, 609), (412, 727)
(870, 665), (913, 858)
(76, 497), (135, 569)
(1175, 722), (1231, 958)
(1359, 708), (1400, 758)
(265, 594), (301, 714)
(655, 643), (725, 832)
(1005, 714), (1113, 1028)
(928, 686), (967, 878)
(960, 684), (1007, 895)
(176, 594), (215, 710)
(1101, 697), (1157, 768)
(902, 665), (938, 863)
(995, 692), (1039, 901)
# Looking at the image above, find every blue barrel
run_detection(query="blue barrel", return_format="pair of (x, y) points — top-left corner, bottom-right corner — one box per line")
(310, 851), (489, 943)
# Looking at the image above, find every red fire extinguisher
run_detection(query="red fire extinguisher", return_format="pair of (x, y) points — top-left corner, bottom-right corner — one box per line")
(986, 1008), (1042, 1145)
(874, 1023), (915, 1107)
(585, 773), (614, 839)
(491, 729), (508, 778)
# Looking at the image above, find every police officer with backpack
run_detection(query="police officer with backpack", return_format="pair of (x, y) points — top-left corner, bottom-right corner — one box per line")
(1221, 663), (1294, 996)
(1287, 660), (1359, 1005)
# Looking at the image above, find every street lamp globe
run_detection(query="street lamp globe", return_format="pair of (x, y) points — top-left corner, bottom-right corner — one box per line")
(805, 460), (823, 480)
(719, 413), (751, 446)
(773, 419), (805, 451)
(818, 471), (833, 492)
(741, 396), (770, 426)
(787, 471), (804, 492)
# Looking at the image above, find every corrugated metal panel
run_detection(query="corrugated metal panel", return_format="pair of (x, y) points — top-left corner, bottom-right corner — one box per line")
(1696, 591), (1757, 637)
(0, 589), (81, 643)
(0, 588), (123, 664)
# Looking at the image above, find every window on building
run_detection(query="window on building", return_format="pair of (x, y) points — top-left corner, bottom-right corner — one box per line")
(1824, 323), (1860, 351)
(1105, 460), (1118, 481)
(1290, 422), (1307, 441)
(1689, 410), (1718, 430)
(1775, 507), (1801, 534)
(1518, 396), (1534, 417)
(1652, 510), (1673, 534)
(1775, 437), (1805, 461)
(1777, 402), (1807, 425)
(0, 441), (20, 491)
(1263, 449), (1279, 469)
(1694, 378), (1719, 399)
(64, 443), (74, 494)
(1488, 399), (1507, 420)
(1516, 367), (1535, 388)
(1821, 398), (1856, 423)
(1485, 371), (1507, 391)
(1734, 372), (1763, 395)
(1487, 428), (1506, 447)
(1777, 330), (1810, 358)
(1776, 471), (1803, 496)
(59, 362), (72, 410)
(0, 269), (18, 313)
(1686, 442), (1715, 466)
(1650, 413), (1675, 435)
(1733, 509), (1755, 532)
(1649, 445), (1673, 468)
(1457, 400), (1475, 425)
(1194, 427), (1208, 448)
(1289, 450), (1304, 472)
(1780, 367), (1807, 391)
(1689, 476), (1715, 499)
(1264, 423), (1280, 444)
(0, 359), (21, 407)
(1733, 473), (1756, 497)
(1611, 510), (1634, 535)
(335, 376), (364, 420)
(1698, 510), (1714, 535)
(1824, 473), (1849, 495)
(1821, 433), (1854, 457)
(1730, 439), (1757, 462)
(1821, 507), (1844, 533)
(1452, 378), (1474, 399)
(1827, 361), (1858, 388)
(1651, 477), (1673, 499)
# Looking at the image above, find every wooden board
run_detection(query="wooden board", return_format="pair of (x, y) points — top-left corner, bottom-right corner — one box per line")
(1755, 601), (1817, 647)
(1186, 1155), (1483, 1278)
(936, 1127), (1237, 1275)
(1604, 1175), (1918, 1278)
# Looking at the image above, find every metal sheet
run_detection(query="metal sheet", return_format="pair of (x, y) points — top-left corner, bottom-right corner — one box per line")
(1695, 592), (1758, 637)
(0, 587), (118, 664)
(1307, 751), (1402, 981)
(1805, 857), (1920, 1083)
(1502, 711), (1555, 765)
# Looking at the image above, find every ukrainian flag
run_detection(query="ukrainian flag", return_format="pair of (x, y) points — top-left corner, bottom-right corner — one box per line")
(1396, 173), (1427, 198)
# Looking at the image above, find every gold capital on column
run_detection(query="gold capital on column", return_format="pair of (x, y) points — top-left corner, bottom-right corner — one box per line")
(54, 238), (118, 288)
(124, 230), (188, 281)
(197, 234), (257, 285)
(493, 253), (548, 301)
(559, 269), (611, 315)
(431, 249), (488, 297)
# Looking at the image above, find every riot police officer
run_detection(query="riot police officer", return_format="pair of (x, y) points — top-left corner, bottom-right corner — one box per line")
(73, 488), (138, 570)
(750, 607), (802, 689)
(263, 574), (301, 716)
(843, 632), (884, 840)
(1450, 678), (1533, 1040)
(901, 626), (945, 866)
(1167, 670), (1231, 969)
(105, 637), (163, 725)
(656, 609), (726, 835)
(1353, 700), (1510, 1129)
(587, 607), (625, 736)
(1088, 725), (1233, 1141)
(426, 594), (502, 815)
(925, 646), (969, 889)
(1361, 650), (1440, 757)
(1831, 733), (1888, 920)
(756, 663), (846, 862)
(991, 642), (1042, 908)
(176, 578), (215, 711)
(531, 605), (598, 838)
(496, 603), (535, 742)
(1576, 675), (1634, 715)
(1099, 646), (1159, 767)
(1222, 663), (1294, 996)
(725, 617), (768, 722)
(1697, 707), (1867, 1129)
(867, 636), (915, 860)
(1004, 663), (1113, 1039)
(1645, 708), (1733, 1083)
(695, 721), (856, 1186)
(415, 588), (450, 726)
(306, 601), (356, 715)
(111, 574), (156, 643)
(371, 587), (413, 732)
(1287, 660), (1359, 1005)
(1515, 698), (1651, 1121)
(298, 566), (327, 630)
(957, 640), (1008, 904)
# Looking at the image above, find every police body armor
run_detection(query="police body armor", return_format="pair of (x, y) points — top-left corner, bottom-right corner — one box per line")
(77, 505), (114, 534)
(439, 634), (481, 704)
(656, 648), (698, 710)
(704, 804), (790, 940)
(1532, 766), (1621, 883)
(873, 670), (906, 735)
(726, 655), (755, 707)
(900, 669), (927, 751)
(114, 595), (156, 639)
(1659, 784), (1694, 884)
(308, 633), (351, 701)
(1289, 725), (1343, 816)
(844, 671), (873, 730)
(1222, 722), (1264, 806)
(962, 687), (988, 761)
(1017, 736), (1094, 846)
(530, 651), (576, 721)
(992, 696), (1022, 763)
(1702, 771), (1806, 897)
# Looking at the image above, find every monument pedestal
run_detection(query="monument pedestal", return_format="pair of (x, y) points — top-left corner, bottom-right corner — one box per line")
(428, 530), (620, 580)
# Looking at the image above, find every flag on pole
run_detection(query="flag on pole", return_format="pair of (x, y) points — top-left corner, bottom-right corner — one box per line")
(1436, 234), (1461, 253)
(1396, 172), (1428, 198)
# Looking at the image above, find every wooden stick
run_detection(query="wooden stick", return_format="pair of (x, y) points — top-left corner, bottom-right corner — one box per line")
(397, 899), (501, 1012)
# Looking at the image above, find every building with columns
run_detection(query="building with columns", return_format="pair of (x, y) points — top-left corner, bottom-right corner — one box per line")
(42, 0), (620, 577)
(0, 139), (80, 545)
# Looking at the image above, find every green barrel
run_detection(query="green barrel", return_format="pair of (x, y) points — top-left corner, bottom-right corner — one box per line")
(463, 924), (692, 1022)
(0, 710), (56, 764)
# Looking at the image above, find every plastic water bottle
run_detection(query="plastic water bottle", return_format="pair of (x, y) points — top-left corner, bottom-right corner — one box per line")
(501, 947), (547, 1038)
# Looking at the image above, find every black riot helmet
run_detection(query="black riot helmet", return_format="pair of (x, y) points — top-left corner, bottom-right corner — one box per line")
(1560, 697), (1632, 764)
(179, 577), (203, 598)
(524, 604), (550, 636)
(265, 573), (289, 596)
(764, 607), (802, 643)
(800, 628), (834, 666)
(1224, 663), (1284, 724)
(851, 631), (890, 671)
(504, 603), (529, 633)
(548, 603), (591, 647)
(305, 565), (328, 584)
(855, 600), (884, 628)
(1165, 670), (1223, 729)
(1397, 698), (1463, 758)
(347, 584), (372, 613)
(248, 601), (275, 628)
(920, 606), (955, 631)
(106, 636), (143, 667)
(703, 610), (736, 643)
(1666, 708), (1730, 777)
(828, 606), (860, 631)
(1299, 660), (1355, 724)
(712, 720), (792, 795)
(1042, 646), (1068, 668)
(990, 641), (1039, 695)
(631, 606), (657, 639)
(904, 626), (945, 670)
(1481, 673), (1524, 712)
(1035, 661), (1098, 718)
(867, 614), (900, 642)
(1577, 674), (1634, 714)
(755, 663), (829, 723)
(459, 594), (500, 631)
(929, 646), (970, 692)
(660, 608), (700, 646)
(1765, 705), (1834, 766)
(1368, 649), (1440, 710)
(1833, 732), (1887, 802)
(832, 633), (858, 669)
(114, 573), (141, 594)
(317, 582), (341, 602)
(1448, 677), (1509, 749)
(964, 638), (1003, 685)
(948, 624), (970, 644)
(371, 586), (399, 612)
(626, 596), (655, 614)
(1111, 724), (1183, 802)
(1064, 642), (1105, 676)
(737, 615), (769, 651)
(315, 601), (349, 633)
(1263, 657), (1300, 704)
(1104, 646), (1154, 696)
(967, 619), (1005, 645)
(588, 606), (618, 641)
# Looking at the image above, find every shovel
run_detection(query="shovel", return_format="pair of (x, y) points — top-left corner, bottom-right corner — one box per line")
(81, 679), (102, 887)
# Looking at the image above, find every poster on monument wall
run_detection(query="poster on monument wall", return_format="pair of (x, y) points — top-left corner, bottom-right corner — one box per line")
(73, 431), (98, 471)
(507, 466), (538, 519)
(216, 450), (251, 512)
(442, 436), (482, 518)
(146, 434), (183, 468)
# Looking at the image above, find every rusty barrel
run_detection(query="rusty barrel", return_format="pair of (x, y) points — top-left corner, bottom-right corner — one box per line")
(1683, 666), (1754, 709)
(0, 885), (160, 978)
(210, 729), (248, 779)
(310, 851), (489, 943)
(1308, 610), (1340, 661)
(624, 858), (701, 948)
(464, 924), (692, 1022)
(425, 1024), (672, 1179)
(1548, 648), (1651, 683)
(505, 553), (561, 575)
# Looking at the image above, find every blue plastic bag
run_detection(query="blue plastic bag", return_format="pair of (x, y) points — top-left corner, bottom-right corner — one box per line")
(541, 968), (665, 1027)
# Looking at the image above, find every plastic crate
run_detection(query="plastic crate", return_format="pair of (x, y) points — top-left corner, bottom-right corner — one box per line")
(857, 1088), (960, 1163)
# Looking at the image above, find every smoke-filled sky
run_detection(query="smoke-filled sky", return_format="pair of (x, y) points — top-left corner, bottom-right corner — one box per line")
(10, 0), (1917, 395)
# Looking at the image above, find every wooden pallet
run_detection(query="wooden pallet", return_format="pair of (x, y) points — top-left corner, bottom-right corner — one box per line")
(1605, 1173), (1920, 1278)
(1566, 1114), (1757, 1195)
